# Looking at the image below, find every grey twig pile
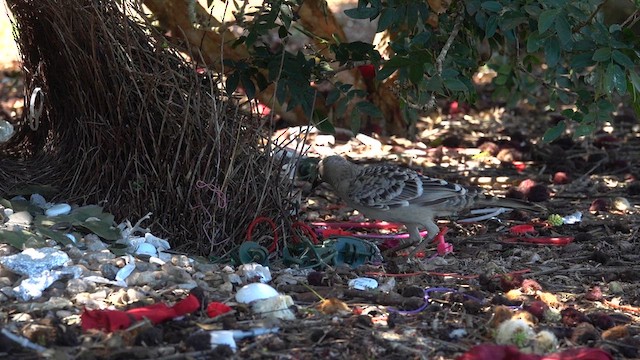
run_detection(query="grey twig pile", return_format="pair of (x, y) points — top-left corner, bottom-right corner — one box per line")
(1, 0), (294, 256)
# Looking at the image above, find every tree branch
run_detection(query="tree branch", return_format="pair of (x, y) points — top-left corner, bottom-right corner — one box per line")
(572, 0), (608, 33)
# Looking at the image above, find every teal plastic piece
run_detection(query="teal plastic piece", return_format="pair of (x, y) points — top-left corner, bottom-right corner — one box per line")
(237, 241), (270, 266)
(328, 236), (379, 269)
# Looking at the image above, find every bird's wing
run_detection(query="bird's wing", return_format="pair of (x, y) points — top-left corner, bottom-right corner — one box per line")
(347, 165), (472, 210)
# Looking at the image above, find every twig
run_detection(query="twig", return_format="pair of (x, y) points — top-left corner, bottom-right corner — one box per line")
(573, 0), (609, 33)
(621, 9), (640, 29)
(424, 6), (465, 111)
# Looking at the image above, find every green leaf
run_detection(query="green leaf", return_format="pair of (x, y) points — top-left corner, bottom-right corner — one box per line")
(481, 1), (502, 12)
(376, 7), (396, 32)
(408, 63), (424, 84)
(344, 6), (379, 20)
(574, 123), (595, 138)
(376, 65), (397, 81)
(79, 220), (121, 241)
(425, 76), (443, 91)
(485, 14), (498, 37)
(313, 112), (335, 133)
(629, 71), (640, 92)
(542, 121), (565, 142)
(499, 12), (527, 30)
(276, 80), (287, 104)
(325, 88), (341, 106)
(526, 31), (542, 53)
(335, 97), (348, 117)
(538, 9), (559, 34)
(554, 15), (572, 48)
(278, 25), (289, 39)
(560, 108), (574, 118)
(38, 227), (73, 246)
(443, 78), (468, 92)
(411, 32), (431, 47)
(544, 38), (560, 67)
(570, 53), (595, 70)
(494, 74), (508, 85)
(611, 64), (626, 94)
(350, 107), (361, 134)
(604, 62), (616, 94)
(356, 101), (383, 117)
(612, 50), (635, 68)
(0, 228), (43, 249)
(407, 3), (419, 28)
(592, 47), (611, 62)
(226, 72), (240, 96)
(240, 75), (256, 100)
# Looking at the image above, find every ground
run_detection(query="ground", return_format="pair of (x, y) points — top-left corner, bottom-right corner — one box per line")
(1, 2), (640, 360)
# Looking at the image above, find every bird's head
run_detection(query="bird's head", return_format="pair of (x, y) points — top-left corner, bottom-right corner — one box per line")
(317, 155), (356, 190)
(296, 157), (321, 184)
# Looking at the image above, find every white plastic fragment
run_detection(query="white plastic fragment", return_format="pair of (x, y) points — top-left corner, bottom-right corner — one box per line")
(238, 263), (272, 283)
(135, 242), (157, 256)
(206, 327), (281, 352)
(115, 255), (136, 283)
(14, 266), (83, 301)
(45, 203), (72, 217)
(65, 233), (77, 243)
(348, 277), (379, 290)
(235, 283), (279, 304)
(0, 247), (70, 277)
(209, 330), (237, 351)
(144, 232), (170, 250)
(449, 328), (467, 339)
(562, 211), (582, 224)
(251, 295), (296, 320)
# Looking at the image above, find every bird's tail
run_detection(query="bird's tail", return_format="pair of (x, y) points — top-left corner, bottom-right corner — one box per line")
(476, 196), (546, 213)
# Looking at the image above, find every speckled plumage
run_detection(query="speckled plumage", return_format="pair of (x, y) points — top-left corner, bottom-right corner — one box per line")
(318, 155), (539, 257)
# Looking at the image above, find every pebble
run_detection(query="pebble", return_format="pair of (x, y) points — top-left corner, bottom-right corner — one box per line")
(45, 203), (72, 217)
(171, 255), (191, 268)
(66, 278), (93, 295)
(127, 271), (167, 287)
(7, 210), (33, 226)
(12, 312), (33, 322)
(84, 234), (108, 251)
(612, 197), (631, 212)
(29, 193), (47, 208)
(99, 263), (120, 280)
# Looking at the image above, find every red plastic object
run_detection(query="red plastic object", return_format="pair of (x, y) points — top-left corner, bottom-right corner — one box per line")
(512, 161), (527, 172)
(357, 64), (376, 79)
(456, 344), (613, 360)
(207, 302), (233, 318)
(246, 216), (279, 252)
(503, 236), (574, 246)
(81, 293), (201, 332)
(509, 224), (536, 235)
(291, 221), (319, 244)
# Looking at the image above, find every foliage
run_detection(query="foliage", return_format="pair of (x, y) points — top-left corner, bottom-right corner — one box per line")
(223, 0), (640, 140)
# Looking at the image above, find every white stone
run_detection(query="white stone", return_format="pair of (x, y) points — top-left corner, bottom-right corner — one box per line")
(45, 203), (71, 217)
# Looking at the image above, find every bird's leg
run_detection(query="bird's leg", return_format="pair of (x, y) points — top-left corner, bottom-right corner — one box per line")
(382, 224), (422, 256)
(407, 220), (440, 258)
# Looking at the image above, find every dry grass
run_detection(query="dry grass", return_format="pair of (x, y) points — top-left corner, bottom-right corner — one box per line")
(0, 0), (295, 256)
